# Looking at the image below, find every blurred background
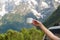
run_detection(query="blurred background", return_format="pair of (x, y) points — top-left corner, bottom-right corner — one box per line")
(0, 0), (60, 33)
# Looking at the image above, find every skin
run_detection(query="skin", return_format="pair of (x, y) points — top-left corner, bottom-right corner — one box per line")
(32, 20), (60, 40)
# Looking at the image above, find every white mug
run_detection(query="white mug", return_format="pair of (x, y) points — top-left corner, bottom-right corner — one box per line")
(27, 18), (33, 24)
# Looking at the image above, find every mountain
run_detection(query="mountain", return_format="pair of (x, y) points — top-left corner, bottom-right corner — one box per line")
(4, 0), (60, 22)
(0, 6), (60, 33)
(43, 6), (60, 27)
(0, 0), (60, 16)
(0, 0), (60, 33)
(0, 13), (33, 33)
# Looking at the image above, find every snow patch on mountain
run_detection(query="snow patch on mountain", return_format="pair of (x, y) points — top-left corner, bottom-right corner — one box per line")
(0, 0), (60, 17)
(0, 3), (8, 16)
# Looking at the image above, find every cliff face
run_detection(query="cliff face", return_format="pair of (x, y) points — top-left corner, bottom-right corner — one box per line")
(43, 6), (60, 27)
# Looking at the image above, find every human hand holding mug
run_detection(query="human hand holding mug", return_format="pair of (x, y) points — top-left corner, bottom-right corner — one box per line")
(32, 19), (41, 27)
(27, 18), (41, 27)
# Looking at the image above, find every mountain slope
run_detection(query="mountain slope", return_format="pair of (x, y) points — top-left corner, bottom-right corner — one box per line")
(43, 6), (60, 27)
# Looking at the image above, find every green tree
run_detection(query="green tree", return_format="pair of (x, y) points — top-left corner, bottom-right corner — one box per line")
(6, 29), (24, 40)
(21, 28), (44, 40)
(0, 28), (44, 40)
(0, 34), (6, 40)
(21, 28), (32, 40)
(29, 28), (44, 40)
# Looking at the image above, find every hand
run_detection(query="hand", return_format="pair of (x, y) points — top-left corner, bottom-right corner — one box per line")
(32, 19), (41, 26)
